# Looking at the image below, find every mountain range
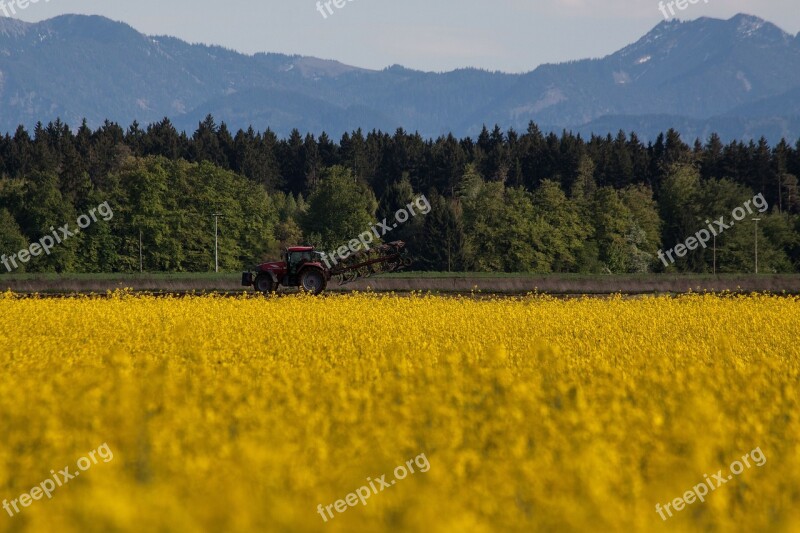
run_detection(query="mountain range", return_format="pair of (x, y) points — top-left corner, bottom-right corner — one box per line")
(1, 13), (800, 142)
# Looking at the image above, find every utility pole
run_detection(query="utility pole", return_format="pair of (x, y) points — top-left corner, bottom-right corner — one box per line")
(752, 218), (761, 274)
(212, 213), (224, 273)
(139, 229), (143, 273)
(712, 233), (716, 275)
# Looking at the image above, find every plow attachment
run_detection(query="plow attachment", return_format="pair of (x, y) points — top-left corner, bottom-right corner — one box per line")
(330, 241), (412, 285)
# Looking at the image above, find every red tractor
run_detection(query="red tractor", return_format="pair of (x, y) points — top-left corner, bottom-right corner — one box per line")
(242, 246), (329, 295)
(242, 242), (410, 295)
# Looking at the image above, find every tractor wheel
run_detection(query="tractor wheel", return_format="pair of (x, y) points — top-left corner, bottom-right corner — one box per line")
(254, 274), (276, 293)
(300, 269), (327, 295)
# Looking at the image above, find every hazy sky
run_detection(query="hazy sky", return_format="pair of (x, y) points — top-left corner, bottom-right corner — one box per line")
(6, 0), (800, 73)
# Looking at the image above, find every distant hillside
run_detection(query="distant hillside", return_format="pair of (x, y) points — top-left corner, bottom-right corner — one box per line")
(1, 13), (800, 141)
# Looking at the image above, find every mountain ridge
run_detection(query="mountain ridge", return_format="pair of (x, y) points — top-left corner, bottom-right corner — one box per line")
(1, 13), (799, 141)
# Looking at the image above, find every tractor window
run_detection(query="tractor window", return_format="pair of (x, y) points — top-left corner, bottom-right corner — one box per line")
(288, 251), (313, 270)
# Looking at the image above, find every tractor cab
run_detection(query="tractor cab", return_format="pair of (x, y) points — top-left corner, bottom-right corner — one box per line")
(285, 247), (315, 281)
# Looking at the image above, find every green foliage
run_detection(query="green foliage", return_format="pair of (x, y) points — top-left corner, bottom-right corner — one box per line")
(0, 209), (28, 273)
(378, 175), (425, 247)
(301, 166), (377, 251)
(462, 180), (550, 273)
(20, 171), (79, 272)
(532, 180), (591, 273)
(591, 187), (635, 273)
(2, 117), (800, 274)
(418, 194), (468, 272)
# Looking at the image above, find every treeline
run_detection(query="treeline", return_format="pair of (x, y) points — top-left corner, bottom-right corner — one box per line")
(0, 115), (799, 273)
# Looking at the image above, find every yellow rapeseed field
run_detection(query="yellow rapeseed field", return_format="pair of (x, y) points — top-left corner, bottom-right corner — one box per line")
(0, 291), (799, 532)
